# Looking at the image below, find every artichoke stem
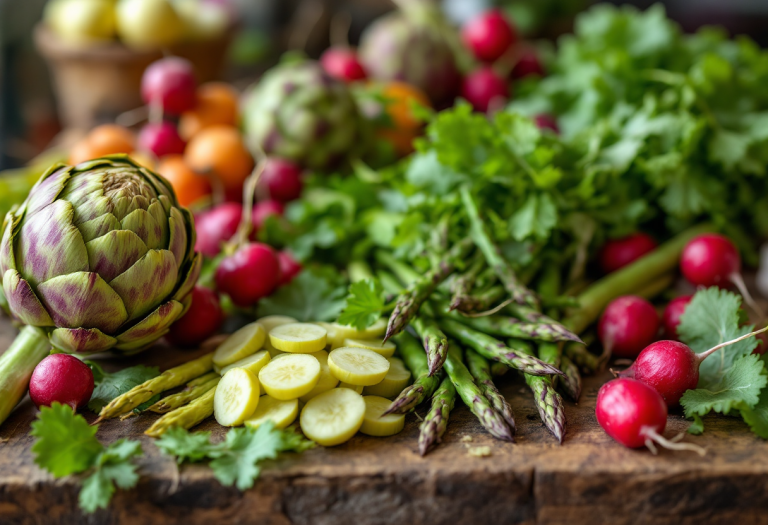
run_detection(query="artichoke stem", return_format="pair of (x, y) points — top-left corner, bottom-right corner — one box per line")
(0, 326), (50, 427)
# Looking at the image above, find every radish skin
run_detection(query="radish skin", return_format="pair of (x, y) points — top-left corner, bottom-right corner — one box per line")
(598, 295), (659, 358)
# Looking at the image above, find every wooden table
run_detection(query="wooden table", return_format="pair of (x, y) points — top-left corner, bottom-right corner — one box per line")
(1, 318), (767, 525)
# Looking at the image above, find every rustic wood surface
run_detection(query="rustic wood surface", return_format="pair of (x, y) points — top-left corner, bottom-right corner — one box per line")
(1, 317), (767, 525)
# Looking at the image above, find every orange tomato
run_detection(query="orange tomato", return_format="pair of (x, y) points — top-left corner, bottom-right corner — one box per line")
(184, 125), (254, 192)
(179, 82), (239, 140)
(69, 124), (135, 164)
(157, 155), (211, 207)
(381, 82), (431, 132)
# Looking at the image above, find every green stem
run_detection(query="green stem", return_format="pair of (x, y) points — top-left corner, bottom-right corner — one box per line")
(0, 326), (50, 426)
(563, 225), (712, 334)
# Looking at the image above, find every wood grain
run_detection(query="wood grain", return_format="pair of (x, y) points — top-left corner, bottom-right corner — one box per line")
(1, 318), (767, 525)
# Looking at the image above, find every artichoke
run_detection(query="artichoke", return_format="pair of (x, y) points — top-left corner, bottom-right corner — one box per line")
(242, 60), (365, 170)
(358, 1), (463, 109)
(0, 155), (200, 425)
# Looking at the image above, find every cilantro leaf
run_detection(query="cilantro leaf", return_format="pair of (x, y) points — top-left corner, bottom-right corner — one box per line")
(155, 427), (216, 463)
(30, 403), (102, 477)
(741, 390), (768, 439)
(681, 353), (767, 417)
(88, 365), (160, 413)
(687, 414), (705, 435)
(256, 267), (346, 322)
(508, 193), (558, 242)
(79, 440), (142, 513)
(337, 279), (386, 330)
(677, 287), (758, 386)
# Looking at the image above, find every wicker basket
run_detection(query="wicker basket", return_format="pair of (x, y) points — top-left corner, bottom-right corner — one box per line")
(34, 24), (232, 129)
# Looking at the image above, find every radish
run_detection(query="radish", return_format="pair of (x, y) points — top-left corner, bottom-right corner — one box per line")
(596, 377), (704, 455)
(511, 48), (544, 79)
(194, 202), (242, 257)
(138, 121), (186, 157)
(680, 234), (763, 317)
(215, 243), (281, 307)
(461, 66), (509, 113)
(534, 114), (559, 134)
(598, 295), (659, 358)
(461, 10), (517, 63)
(259, 158), (304, 203)
(252, 199), (285, 232)
(618, 326), (768, 406)
(141, 57), (197, 115)
(661, 295), (692, 339)
(277, 251), (302, 286)
(29, 354), (94, 411)
(599, 232), (657, 274)
(167, 286), (223, 347)
(320, 47), (367, 83)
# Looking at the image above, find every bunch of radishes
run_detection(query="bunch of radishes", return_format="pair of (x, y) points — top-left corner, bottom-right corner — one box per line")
(460, 10), (548, 119)
(594, 232), (763, 454)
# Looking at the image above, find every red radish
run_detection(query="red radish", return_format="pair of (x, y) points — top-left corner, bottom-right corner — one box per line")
(215, 243), (281, 307)
(618, 326), (768, 406)
(259, 158), (303, 203)
(320, 47), (367, 82)
(141, 57), (197, 115)
(138, 121), (186, 157)
(29, 354), (94, 411)
(681, 234), (763, 317)
(194, 203), (242, 257)
(662, 295), (692, 339)
(461, 10), (517, 63)
(461, 66), (509, 113)
(598, 295), (659, 358)
(511, 48), (544, 79)
(596, 378), (703, 455)
(252, 199), (285, 232)
(534, 114), (559, 134)
(599, 232), (657, 274)
(167, 286), (223, 347)
(277, 251), (302, 286)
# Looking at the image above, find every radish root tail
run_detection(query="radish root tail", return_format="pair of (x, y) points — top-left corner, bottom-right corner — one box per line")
(730, 272), (766, 321)
(643, 428), (706, 456)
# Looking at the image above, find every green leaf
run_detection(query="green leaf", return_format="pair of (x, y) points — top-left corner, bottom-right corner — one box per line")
(78, 440), (142, 513)
(338, 279), (386, 330)
(508, 193), (558, 242)
(687, 414), (705, 435)
(681, 353), (767, 417)
(30, 403), (102, 477)
(155, 427), (216, 463)
(87, 365), (160, 413)
(256, 267), (346, 322)
(741, 389), (768, 439)
(677, 287), (758, 386)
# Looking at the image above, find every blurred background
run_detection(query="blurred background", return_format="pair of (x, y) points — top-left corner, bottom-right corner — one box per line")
(0, 0), (767, 172)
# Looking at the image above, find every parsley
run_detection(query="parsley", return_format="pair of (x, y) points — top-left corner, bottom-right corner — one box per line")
(156, 424), (313, 490)
(677, 287), (768, 436)
(30, 404), (142, 513)
(87, 365), (160, 413)
(338, 279), (388, 330)
(256, 267), (346, 322)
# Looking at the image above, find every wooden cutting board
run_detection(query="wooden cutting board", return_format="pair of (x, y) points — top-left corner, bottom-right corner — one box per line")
(1, 317), (767, 525)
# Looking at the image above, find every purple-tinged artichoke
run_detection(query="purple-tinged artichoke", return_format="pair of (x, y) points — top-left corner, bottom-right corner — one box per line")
(359, 1), (463, 109)
(242, 60), (365, 170)
(0, 155), (200, 425)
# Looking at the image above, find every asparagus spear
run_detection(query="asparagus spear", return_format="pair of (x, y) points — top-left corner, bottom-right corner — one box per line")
(145, 387), (216, 437)
(563, 341), (607, 374)
(385, 332), (443, 415)
(98, 353), (214, 420)
(443, 345), (514, 442)
(448, 255), (484, 311)
(507, 305), (582, 344)
(460, 186), (538, 308)
(148, 376), (220, 414)
(464, 349), (515, 432)
(411, 316), (449, 375)
(439, 318), (564, 376)
(450, 286), (506, 315)
(521, 343), (566, 444)
(384, 238), (473, 342)
(439, 309), (582, 343)
(559, 355), (582, 402)
(562, 225), (711, 334)
(418, 377), (456, 456)
(490, 363), (509, 377)
(186, 371), (219, 387)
